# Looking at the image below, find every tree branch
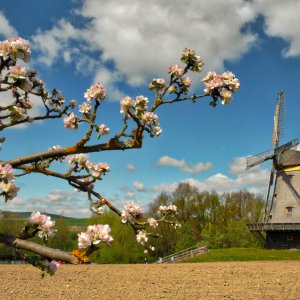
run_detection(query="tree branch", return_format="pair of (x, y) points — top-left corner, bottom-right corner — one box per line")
(0, 233), (79, 264)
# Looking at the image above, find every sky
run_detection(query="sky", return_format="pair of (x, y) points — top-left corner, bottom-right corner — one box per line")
(0, 0), (299, 217)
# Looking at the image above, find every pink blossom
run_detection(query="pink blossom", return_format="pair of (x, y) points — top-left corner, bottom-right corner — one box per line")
(134, 95), (148, 118)
(220, 88), (233, 105)
(28, 212), (56, 240)
(63, 113), (78, 129)
(68, 154), (88, 166)
(148, 78), (165, 90)
(147, 217), (158, 228)
(79, 102), (92, 114)
(0, 164), (15, 182)
(8, 65), (27, 80)
(159, 204), (177, 214)
(98, 123), (110, 136)
(120, 96), (134, 118)
(78, 232), (92, 249)
(181, 48), (204, 72)
(70, 99), (77, 108)
(121, 202), (143, 223)
(151, 126), (162, 137)
(141, 112), (159, 126)
(168, 64), (183, 77)
(84, 83), (106, 102)
(136, 230), (148, 245)
(182, 76), (192, 88)
(49, 260), (62, 274)
(78, 224), (113, 249)
(0, 37), (31, 62)
(0, 181), (19, 201)
(87, 162), (110, 179)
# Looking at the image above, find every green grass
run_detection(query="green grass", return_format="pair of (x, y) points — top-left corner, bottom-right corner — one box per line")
(183, 248), (300, 263)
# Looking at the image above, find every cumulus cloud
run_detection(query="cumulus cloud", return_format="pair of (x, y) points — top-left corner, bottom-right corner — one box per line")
(30, 0), (257, 94)
(133, 180), (146, 192)
(153, 156), (269, 195)
(127, 163), (137, 171)
(0, 11), (18, 38)
(253, 0), (300, 57)
(1, 190), (90, 218)
(157, 155), (212, 174)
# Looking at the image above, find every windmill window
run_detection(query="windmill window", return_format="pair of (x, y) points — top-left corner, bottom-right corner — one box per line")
(286, 206), (294, 216)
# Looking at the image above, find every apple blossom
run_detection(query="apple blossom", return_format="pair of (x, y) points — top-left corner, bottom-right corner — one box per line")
(78, 232), (92, 249)
(0, 164), (15, 182)
(0, 37), (31, 62)
(134, 95), (148, 118)
(148, 78), (165, 90)
(64, 113), (79, 129)
(28, 212), (57, 240)
(48, 260), (62, 275)
(220, 88), (233, 105)
(78, 224), (113, 249)
(8, 65), (27, 80)
(84, 82), (106, 102)
(0, 181), (19, 201)
(168, 64), (183, 77)
(150, 126), (162, 137)
(136, 230), (148, 245)
(147, 217), (158, 228)
(98, 123), (110, 137)
(121, 202), (143, 223)
(87, 162), (110, 179)
(141, 112), (159, 127)
(68, 153), (88, 166)
(79, 102), (92, 114)
(181, 48), (204, 72)
(120, 96), (134, 118)
(70, 99), (77, 108)
(159, 204), (177, 214)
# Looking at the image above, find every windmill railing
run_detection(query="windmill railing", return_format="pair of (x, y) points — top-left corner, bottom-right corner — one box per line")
(159, 245), (208, 263)
(247, 223), (300, 231)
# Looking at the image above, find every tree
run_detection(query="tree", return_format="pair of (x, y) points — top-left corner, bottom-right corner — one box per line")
(0, 37), (240, 275)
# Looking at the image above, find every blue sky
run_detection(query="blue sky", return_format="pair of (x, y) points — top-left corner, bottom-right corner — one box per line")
(0, 0), (299, 217)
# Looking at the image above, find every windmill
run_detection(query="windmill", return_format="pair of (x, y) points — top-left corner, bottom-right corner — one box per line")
(246, 91), (300, 249)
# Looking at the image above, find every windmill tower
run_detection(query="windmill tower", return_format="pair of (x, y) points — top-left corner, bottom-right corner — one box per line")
(246, 91), (300, 249)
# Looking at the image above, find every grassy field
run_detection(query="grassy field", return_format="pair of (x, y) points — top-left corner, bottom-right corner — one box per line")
(184, 247), (300, 263)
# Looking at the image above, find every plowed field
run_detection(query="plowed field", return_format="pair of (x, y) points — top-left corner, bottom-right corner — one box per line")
(1, 261), (299, 299)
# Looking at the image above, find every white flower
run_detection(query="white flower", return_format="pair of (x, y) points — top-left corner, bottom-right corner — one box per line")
(136, 230), (148, 245)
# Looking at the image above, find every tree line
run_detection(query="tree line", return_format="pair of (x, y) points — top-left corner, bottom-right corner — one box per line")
(0, 183), (264, 264)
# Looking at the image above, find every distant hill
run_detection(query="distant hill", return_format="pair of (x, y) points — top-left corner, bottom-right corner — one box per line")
(0, 210), (74, 219)
(0, 211), (89, 226)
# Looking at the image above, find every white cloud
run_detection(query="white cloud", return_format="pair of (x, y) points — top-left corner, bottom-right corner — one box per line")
(0, 11), (18, 38)
(127, 163), (136, 171)
(30, 0), (257, 93)
(1, 190), (90, 218)
(133, 180), (146, 192)
(253, 0), (300, 57)
(153, 156), (269, 195)
(157, 155), (212, 174)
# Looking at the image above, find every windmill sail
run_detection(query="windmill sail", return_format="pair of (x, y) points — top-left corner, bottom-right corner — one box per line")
(272, 91), (285, 149)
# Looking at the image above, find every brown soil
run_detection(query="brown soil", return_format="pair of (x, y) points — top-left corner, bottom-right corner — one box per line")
(1, 261), (300, 299)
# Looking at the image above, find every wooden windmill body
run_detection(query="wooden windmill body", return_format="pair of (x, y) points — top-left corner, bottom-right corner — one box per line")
(247, 91), (300, 249)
